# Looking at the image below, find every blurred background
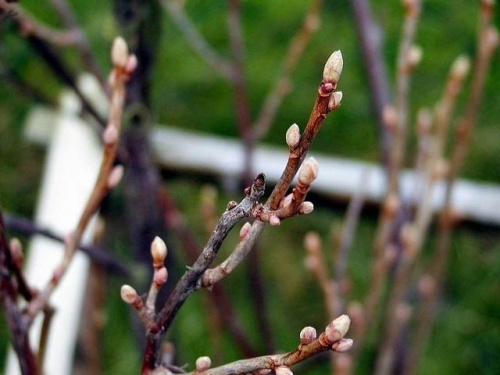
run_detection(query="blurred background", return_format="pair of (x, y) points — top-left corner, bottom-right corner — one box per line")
(0, 0), (499, 374)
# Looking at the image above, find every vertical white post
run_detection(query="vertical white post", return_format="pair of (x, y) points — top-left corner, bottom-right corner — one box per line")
(5, 90), (103, 375)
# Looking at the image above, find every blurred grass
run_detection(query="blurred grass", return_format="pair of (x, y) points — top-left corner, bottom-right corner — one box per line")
(0, 0), (499, 374)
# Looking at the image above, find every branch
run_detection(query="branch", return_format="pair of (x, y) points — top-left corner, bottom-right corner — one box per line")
(156, 315), (353, 375)
(141, 174), (266, 371)
(25, 37), (136, 321)
(159, 0), (235, 79)
(47, 0), (108, 93)
(404, 2), (498, 373)
(252, 0), (323, 140)
(4, 213), (129, 277)
(0, 212), (38, 375)
(201, 51), (344, 289)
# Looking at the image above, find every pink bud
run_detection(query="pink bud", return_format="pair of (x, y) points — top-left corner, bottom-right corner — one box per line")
(239, 222), (252, 239)
(125, 54), (138, 74)
(154, 267), (168, 286)
(275, 366), (293, 375)
(107, 165), (124, 189)
(332, 338), (353, 352)
(195, 356), (211, 371)
(324, 315), (351, 344)
(103, 125), (119, 145)
(269, 215), (281, 226)
(299, 202), (314, 214)
(300, 326), (317, 344)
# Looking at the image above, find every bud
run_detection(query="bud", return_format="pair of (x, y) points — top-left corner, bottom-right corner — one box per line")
(9, 238), (24, 267)
(300, 326), (317, 344)
(408, 45), (423, 67)
(107, 165), (124, 189)
(417, 108), (432, 135)
(485, 27), (499, 50)
(304, 232), (321, 253)
(450, 55), (470, 79)
(239, 222), (252, 239)
(298, 157), (319, 185)
(286, 123), (301, 148)
(111, 37), (129, 68)
(269, 215), (281, 226)
(154, 267), (168, 286)
(418, 274), (435, 297)
(384, 107), (400, 136)
(299, 202), (314, 214)
(324, 315), (350, 344)
(323, 50), (343, 84)
(121, 284), (138, 304)
(275, 366), (293, 375)
(328, 91), (343, 110)
(332, 338), (353, 352)
(151, 236), (168, 264)
(103, 125), (118, 145)
(279, 194), (293, 209)
(195, 356), (211, 371)
(383, 193), (400, 218)
(125, 54), (138, 74)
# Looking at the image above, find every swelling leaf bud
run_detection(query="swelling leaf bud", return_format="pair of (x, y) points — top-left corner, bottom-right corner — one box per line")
(323, 50), (343, 84)
(276, 366), (294, 375)
(111, 37), (129, 68)
(298, 157), (319, 185)
(286, 123), (301, 148)
(195, 356), (212, 371)
(328, 91), (343, 110)
(300, 326), (317, 344)
(121, 284), (138, 304)
(450, 55), (470, 79)
(107, 165), (124, 189)
(325, 315), (351, 344)
(332, 338), (353, 352)
(299, 202), (314, 214)
(151, 236), (168, 264)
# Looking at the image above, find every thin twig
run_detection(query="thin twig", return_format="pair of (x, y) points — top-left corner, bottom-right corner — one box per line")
(0, 212), (38, 375)
(142, 174), (267, 371)
(404, 3), (498, 373)
(202, 53), (343, 287)
(47, 0), (108, 93)
(388, 0), (422, 195)
(155, 315), (353, 375)
(4, 213), (129, 277)
(159, 0), (235, 79)
(349, 0), (392, 166)
(252, 0), (323, 140)
(25, 37), (135, 321)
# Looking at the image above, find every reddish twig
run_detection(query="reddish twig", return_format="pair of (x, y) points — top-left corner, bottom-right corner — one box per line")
(202, 51), (343, 289)
(404, 2), (498, 373)
(155, 315), (353, 375)
(349, 0), (392, 166)
(141, 174), (266, 371)
(252, 0), (323, 139)
(0, 212), (38, 375)
(25, 37), (135, 322)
